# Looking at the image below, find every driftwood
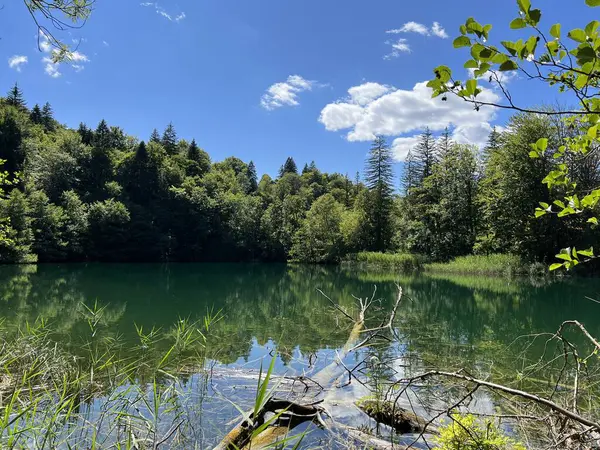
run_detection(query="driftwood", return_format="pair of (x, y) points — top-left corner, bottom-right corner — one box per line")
(213, 285), (425, 449)
(356, 398), (437, 435)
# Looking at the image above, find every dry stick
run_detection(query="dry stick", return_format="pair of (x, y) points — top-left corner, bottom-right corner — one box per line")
(316, 289), (354, 322)
(557, 320), (600, 352)
(399, 371), (600, 431)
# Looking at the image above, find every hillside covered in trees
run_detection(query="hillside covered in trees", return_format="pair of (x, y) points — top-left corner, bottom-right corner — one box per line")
(0, 83), (598, 265)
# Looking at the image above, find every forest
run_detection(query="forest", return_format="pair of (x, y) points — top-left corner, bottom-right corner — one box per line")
(0, 83), (598, 265)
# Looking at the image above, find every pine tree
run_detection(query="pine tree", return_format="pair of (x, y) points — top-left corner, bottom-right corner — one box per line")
(30, 104), (43, 124)
(247, 161), (258, 192)
(187, 139), (199, 160)
(364, 136), (394, 251)
(308, 161), (317, 171)
(279, 157), (298, 177)
(482, 126), (502, 162)
(437, 127), (453, 158)
(6, 83), (26, 109)
(413, 127), (437, 183)
(161, 123), (178, 155)
(41, 102), (55, 131)
(402, 150), (419, 194)
(302, 163), (310, 174)
(94, 119), (111, 149)
(136, 141), (148, 160)
(77, 123), (94, 145)
(150, 128), (161, 143)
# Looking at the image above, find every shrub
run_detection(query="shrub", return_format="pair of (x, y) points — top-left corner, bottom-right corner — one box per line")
(435, 414), (525, 450)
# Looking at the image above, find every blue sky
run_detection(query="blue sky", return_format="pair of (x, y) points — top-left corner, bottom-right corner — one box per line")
(0, 0), (589, 179)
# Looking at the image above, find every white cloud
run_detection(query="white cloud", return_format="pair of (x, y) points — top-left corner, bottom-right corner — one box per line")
(387, 21), (448, 39)
(261, 75), (318, 110)
(102, 40), (110, 47)
(348, 82), (394, 106)
(8, 55), (28, 72)
(319, 81), (500, 160)
(141, 2), (186, 22)
(387, 22), (430, 36)
(43, 56), (61, 78)
(37, 32), (89, 78)
(384, 39), (411, 59)
(431, 22), (448, 39)
(391, 136), (421, 161)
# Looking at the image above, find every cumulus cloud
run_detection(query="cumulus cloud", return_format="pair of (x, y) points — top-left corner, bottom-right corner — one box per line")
(261, 75), (319, 110)
(319, 81), (500, 160)
(384, 39), (411, 59)
(431, 22), (448, 39)
(141, 2), (186, 22)
(386, 21), (448, 38)
(8, 55), (28, 72)
(38, 32), (90, 78)
(468, 68), (518, 86)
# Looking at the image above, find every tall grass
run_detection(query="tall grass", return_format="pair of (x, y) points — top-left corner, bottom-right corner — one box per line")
(348, 252), (427, 272)
(0, 305), (223, 449)
(425, 254), (526, 276)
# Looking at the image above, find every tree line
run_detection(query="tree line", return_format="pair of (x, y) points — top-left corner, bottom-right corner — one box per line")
(0, 83), (597, 264)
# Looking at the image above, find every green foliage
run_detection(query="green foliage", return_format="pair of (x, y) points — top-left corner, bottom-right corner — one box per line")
(353, 252), (427, 271)
(435, 414), (525, 450)
(428, 0), (600, 270)
(290, 194), (345, 263)
(426, 254), (526, 276)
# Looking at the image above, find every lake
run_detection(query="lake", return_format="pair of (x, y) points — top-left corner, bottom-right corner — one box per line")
(1, 263), (600, 447)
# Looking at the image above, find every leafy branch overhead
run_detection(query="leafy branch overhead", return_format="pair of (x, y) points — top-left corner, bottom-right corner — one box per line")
(428, 0), (600, 270)
(24, 0), (94, 61)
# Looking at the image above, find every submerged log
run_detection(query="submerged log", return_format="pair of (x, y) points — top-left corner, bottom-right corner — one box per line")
(214, 286), (404, 450)
(355, 397), (436, 435)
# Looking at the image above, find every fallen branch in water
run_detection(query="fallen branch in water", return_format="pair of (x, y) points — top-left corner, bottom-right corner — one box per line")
(213, 285), (426, 450)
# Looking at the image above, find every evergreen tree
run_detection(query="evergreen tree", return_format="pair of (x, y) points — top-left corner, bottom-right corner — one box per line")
(161, 123), (178, 155)
(364, 136), (394, 251)
(186, 139), (210, 177)
(437, 127), (453, 158)
(482, 126), (502, 162)
(6, 83), (26, 109)
(402, 150), (419, 194)
(308, 161), (317, 171)
(247, 161), (258, 193)
(136, 141), (148, 160)
(279, 157), (298, 177)
(94, 120), (111, 150)
(302, 163), (309, 174)
(413, 127), (437, 183)
(150, 128), (161, 143)
(187, 139), (200, 160)
(77, 123), (94, 145)
(41, 102), (55, 131)
(30, 104), (43, 124)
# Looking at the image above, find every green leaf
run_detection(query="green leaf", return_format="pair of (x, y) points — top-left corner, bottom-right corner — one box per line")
(585, 20), (600, 36)
(578, 247), (595, 257)
(588, 217), (599, 225)
(510, 18), (527, 29)
(536, 138), (548, 151)
(535, 209), (546, 218)
(501, 41), (518, 56)
(499, 60), (518, 71)
(453, 36), (471, 48)
(517, 0), (531, 13)
(464, 59), (479, 69)
(549, 263), (564, 271)
(587, 0), (600, 6)
(550, 23), (561, 39)
(588, 125), (598, 138)
(466, 79), (477, 95)
(575, 74), (589, 89)
(529, 151), (540, 158)
(568, 28), (587, 43)
(529, 9), (542, 25)
(434, 65), (452, 83)
(459, 24), (467, 35)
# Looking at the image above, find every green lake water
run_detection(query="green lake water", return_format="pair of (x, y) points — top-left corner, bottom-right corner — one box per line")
(2, 263), (600, 447)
